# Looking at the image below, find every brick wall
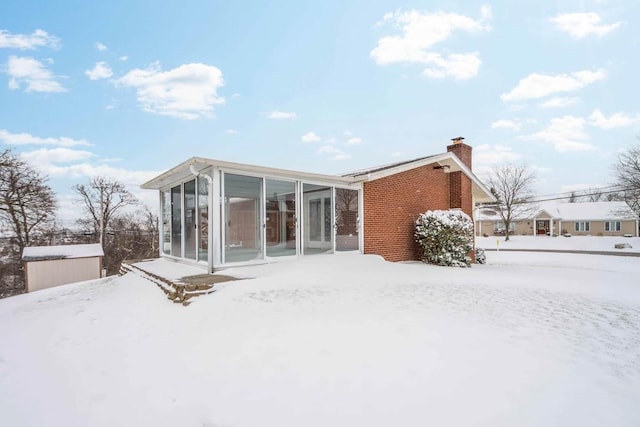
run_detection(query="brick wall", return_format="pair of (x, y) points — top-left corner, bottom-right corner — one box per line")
(447, 141), (473, 215)
(363, 165), (450, 262)
(362, 141), (477, 262)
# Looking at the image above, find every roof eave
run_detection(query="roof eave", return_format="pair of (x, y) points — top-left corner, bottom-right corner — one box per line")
(141, 157), (358, 190)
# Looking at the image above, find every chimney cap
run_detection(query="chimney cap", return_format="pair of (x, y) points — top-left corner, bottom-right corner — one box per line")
(451, 136), (465, 143)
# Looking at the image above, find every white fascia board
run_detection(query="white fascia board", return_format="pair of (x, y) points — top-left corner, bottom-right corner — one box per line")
(141, 157), (357, 190)
(351, 152), (495, 203)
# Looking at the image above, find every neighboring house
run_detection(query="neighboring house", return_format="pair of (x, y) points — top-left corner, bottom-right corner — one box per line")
(475, 201), (639, 237)
(22, 244), (104, 292)
(141, 138), (494, 272)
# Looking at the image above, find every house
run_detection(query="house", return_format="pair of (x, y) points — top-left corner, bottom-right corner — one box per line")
(141, 138), (494, 272)
(475, 201), (639, 237)
(22, 244), (104, 292)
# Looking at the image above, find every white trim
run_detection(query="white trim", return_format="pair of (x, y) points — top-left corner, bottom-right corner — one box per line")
(142, 157), (355, 190)
(349, 152), (494, 203)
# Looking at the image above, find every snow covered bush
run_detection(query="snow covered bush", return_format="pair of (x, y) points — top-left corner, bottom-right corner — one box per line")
(414, 209), (474, 267)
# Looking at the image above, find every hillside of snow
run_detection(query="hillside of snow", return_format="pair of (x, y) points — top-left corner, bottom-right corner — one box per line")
(477, 235), (640, 253)
(0, 252), (639, 426)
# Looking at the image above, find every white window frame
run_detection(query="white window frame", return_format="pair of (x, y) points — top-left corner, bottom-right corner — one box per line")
(605, 220), (621, 232)
(495, 221), (515, 232)
(575, 221), (590, 232)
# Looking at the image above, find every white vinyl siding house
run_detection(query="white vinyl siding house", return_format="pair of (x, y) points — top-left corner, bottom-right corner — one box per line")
(475, 201), (638, 237)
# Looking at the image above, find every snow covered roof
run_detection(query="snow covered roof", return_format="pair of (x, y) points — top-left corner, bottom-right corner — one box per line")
(554, 201), (637, 221)
(475, 201), (637, 222)
(22, 244), (104, 262)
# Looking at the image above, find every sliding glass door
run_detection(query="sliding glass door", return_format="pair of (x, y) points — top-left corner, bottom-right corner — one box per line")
(303, 183), (333, 254)
(335, 188), (359, 251)
(224, 173), (263, 263)
(266, 179), (297, 257)
(198, 178), (209, 262)
(184, 179), (197, 260)
(170, 185), (182, 256)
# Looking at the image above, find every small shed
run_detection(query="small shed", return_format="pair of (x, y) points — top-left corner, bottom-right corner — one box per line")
(22, 244), (104, 292)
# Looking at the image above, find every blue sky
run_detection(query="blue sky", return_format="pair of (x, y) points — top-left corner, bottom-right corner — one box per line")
(1, 0), (639, 222)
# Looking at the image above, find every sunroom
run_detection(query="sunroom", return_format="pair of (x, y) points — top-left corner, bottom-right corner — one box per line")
(141, 157), (362, 272)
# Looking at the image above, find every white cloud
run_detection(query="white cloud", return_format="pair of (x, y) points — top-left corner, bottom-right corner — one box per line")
(119, 56), (128, 61)
(501, 69), (606, 102)
(20, 147), (94, 165)
(231, 93), (241, 98)
(317, 145), (351, 160)
(225, 129), (238, 134)
(116, 62), (225, 120)
(538, 97), (578, 108)
(95, 42), (107, 51)
(346, 137), (363, 145)
(0, 29), (59, 50)
(588, 109), (639, 129)
(85, 61), (113, 80)
(20, 147), (158, 185)
(391, 151), (403, 158)
(262, 110), (297, 119)
(301, 132), (322, 143)
(370, 6), (491, 80)
(6, 55), (66, 93)
(474, 144), (522, 166)
(344, 130), (352, 136)
(520, 116), (595, 152)
(0, 129), (91, 147)
(421, 52), (482, 80)
(490, 119), (521, 131)
(550, 12), (623, 39)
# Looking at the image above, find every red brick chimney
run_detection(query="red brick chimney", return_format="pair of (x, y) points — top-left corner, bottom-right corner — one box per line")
(446, 137), (473, 213)
(447, 136), (472, 169)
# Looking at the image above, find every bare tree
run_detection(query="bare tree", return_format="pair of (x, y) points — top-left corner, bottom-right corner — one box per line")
(487, 164), (537, 241)
(568, 191), (578, 203)
(0, 150), (56, 296)
(613, 144), (640, 215)
(0, 150), (56, 253)
(140, 205), (159, 255)
(72, 177), (138, 244)
(585, 187), (603, 202)
(98, 211), (158, 274)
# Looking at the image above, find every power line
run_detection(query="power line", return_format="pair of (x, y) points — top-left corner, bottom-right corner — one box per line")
(481, 185), (640, 207)
(524, 184), (630, 202)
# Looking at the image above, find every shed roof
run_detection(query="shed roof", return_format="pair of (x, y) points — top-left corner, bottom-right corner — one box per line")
(22, 244), (104, 262)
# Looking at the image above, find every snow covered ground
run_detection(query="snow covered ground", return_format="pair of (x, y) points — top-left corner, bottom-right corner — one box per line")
(477, 235), (640, 253)
(1, 252), (639, 426)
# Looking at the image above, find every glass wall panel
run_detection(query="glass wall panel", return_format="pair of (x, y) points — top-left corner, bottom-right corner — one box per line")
(171, 185), (182, 256)
(335, 188), (359, 251)
(224, 174), (263, 263)
(161, 190), (171, 255)
(198, 177), (209, 262)
(303, 183), (333, 254)
(266, 179), (296, 257)
(184, 180), (196, 260)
